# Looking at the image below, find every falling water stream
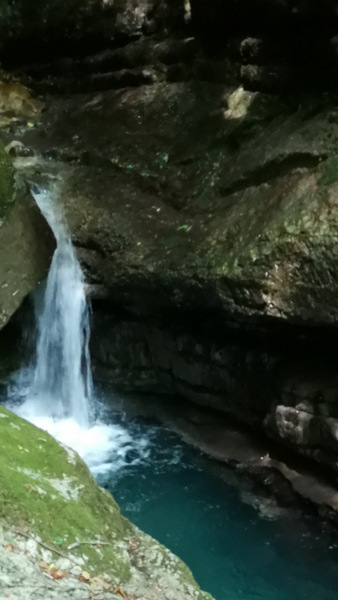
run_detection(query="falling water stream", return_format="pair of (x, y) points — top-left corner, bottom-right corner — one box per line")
(7, 188), (150, 475)
(5, 188), (338, 600)
(27, 188), (92, 426)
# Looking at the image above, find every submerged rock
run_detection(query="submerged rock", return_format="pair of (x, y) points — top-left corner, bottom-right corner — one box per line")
(0, 404), (212, 600)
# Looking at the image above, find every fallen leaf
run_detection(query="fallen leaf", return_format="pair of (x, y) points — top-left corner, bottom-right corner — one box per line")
(49, 569), (69, 580)
(113, 587), (128, 598)
(91, 575), (112, 590)
(4, 543), (15, 552)
(24, 484), (36, 493)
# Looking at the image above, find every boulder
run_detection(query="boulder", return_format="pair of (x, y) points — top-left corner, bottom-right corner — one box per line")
(0, 404), (212, 600)
(16, 83), (338, 327)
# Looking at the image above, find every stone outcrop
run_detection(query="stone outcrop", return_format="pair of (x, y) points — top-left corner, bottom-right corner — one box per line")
(18, 85), (338, 328)
(0, 0), (184, 67)
(0, 404), (212, 600)
(0, 143), (54, 331)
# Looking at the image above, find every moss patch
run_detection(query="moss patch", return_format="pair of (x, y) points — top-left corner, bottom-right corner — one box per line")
(0, 143), (14, 219)
(319, 154), (338, 187)
(0, 405), (133, 578)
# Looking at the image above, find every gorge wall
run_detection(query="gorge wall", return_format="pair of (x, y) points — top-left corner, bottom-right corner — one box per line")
(2, 0), (338, 482)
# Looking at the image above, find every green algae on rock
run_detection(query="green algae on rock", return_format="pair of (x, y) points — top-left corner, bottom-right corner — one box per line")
(0, 142), (14, 218)
(0, 405), (213, 600)
(0, 154), (54, 331)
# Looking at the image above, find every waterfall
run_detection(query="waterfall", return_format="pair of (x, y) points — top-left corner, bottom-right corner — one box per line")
(6, 186), (150, 477)
(31, 188), (92, 427)
(7, 187), (93, 427)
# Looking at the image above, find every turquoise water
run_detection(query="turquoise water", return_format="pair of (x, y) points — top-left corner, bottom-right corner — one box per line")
(97, 415), (338, 600)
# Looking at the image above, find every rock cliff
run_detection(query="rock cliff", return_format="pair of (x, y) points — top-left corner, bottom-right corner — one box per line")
(2, 1), (338, 486)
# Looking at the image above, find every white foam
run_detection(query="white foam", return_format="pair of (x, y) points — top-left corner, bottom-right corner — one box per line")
(31, 188), (92, 427)
(13, 402), (151, 477)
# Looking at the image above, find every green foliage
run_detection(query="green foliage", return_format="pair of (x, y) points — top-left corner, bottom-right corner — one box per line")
(319, 154), (338, 187)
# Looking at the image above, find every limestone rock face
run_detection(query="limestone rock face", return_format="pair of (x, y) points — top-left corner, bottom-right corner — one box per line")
(19, 85), (338, 327)
(0, 405), (212, 600)
(6, 0), (338, 482)
(0, 145), (54, 331)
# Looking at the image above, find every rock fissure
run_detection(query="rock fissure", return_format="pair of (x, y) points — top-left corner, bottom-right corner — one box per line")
(219, 152), (327, 197)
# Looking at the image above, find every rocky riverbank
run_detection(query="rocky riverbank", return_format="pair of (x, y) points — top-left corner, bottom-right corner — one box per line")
(0, 525), (126, 600)
(0, 404), (212, 600)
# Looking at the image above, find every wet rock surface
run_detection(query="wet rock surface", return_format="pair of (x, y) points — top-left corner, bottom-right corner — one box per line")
(0, 137), (54, 332)
(13, 86), (338, 326)
(0, 529), (121, 600)
(5, 0), (338, 328)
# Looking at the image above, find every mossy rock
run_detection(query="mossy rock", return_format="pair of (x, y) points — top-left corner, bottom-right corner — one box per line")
(0, 174), (55, 331)
(0, 142), (14, 220)
(0, 404), (213, 600)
